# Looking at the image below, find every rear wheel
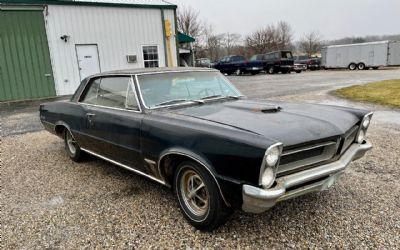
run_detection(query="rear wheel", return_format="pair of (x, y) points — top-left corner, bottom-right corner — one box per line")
(348, 63), (357, 70)
(174, 161), (231, 231)
(357, 63), (366, 70)
(64, 129), (83, 162)
(235, 69), (242, 76)
(267, 66), (275, 74)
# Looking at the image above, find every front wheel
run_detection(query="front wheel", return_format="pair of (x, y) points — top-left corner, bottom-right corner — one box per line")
(235, 69), (242, 76)
(267, 66), (275, 74)
(358, 63), (366, 70)
(348, 63), (357, 70)
(174, 161), (231, 231)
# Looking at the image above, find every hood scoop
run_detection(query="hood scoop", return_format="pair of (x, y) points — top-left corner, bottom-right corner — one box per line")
(261, 106), (282, 113)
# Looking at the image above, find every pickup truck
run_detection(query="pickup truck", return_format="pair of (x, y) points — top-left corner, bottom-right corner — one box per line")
(251, 51), (295, 74)
(212, 55), (264, 75)
(294, 56), (321, 70)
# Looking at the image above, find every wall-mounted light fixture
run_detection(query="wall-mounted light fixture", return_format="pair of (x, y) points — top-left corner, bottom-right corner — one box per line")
(60, 35), (70, 43)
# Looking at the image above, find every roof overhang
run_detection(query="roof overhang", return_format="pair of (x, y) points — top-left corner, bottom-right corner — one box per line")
(178, 32), (195, 44)
(0, 0), (177, 10)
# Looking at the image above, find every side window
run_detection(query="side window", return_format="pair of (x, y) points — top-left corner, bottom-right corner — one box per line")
(274, 52), (280, 59)
(126, 82), (140, 111)
(80, 78), (100, 104)
(143, 45), (159, 68)
(97, 77), (130, 109)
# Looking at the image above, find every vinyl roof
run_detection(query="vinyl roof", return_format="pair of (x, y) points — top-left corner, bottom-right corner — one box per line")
(0, 0), (177, 9)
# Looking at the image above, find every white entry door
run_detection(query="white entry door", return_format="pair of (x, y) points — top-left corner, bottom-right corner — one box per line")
(76, 44), (101, 80)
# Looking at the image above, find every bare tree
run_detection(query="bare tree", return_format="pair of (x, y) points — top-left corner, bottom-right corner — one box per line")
(223, 32), (242, 55)
(245, 24), (278, 54)
(276, 21), (293, 50)
(199, 24), (225, 61)
(299, 31), (322, 57)
(177, 6), (203, 47)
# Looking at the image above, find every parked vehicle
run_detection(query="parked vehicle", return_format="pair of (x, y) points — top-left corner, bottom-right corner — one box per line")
(294, 55), (321, 70)
(293, 62), (306, 73)
(212, 55), (264, 75)
(195, 58), (211, 68)
(40, 68), (373, 230)
(321, 40), (400, 70)
(263, 50), (294, 74)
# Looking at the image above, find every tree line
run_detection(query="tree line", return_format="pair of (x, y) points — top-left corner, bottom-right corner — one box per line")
(177, 6), (399, 62)
(177, 7), (322, 61)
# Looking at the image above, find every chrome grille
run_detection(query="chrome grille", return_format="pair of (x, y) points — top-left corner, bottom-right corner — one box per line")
(277, 141), (338, 175)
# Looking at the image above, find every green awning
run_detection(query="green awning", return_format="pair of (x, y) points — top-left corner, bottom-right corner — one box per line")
(178, 32), (195, 43)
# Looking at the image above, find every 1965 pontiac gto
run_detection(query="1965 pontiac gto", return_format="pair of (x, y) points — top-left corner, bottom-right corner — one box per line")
(40, 68), (373, 230)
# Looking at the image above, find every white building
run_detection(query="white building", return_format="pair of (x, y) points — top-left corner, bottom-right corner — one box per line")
(0, 0), (180, 101)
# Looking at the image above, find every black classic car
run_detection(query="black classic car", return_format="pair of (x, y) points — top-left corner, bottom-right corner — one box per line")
(40, 68), (373, 230)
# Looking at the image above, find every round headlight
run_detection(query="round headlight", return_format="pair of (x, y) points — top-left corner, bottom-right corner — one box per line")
(356, 130), (365, 143)
(362, 117), (370, 128)
(261, 166), (275, 188)
(266, 147), (280, 166)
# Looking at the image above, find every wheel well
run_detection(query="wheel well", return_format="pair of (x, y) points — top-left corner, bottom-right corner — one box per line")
(55, 125), (66, 137)
(159, 153), (231, 206)
(159, 154), (194, 186)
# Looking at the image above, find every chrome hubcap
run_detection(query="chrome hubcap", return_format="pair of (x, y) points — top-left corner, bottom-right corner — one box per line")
(66, 131), (77, 155)
(180, 169), (209, 216)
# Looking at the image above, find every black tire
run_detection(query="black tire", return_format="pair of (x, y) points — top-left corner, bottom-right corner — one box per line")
(267, 66), (275, 74)
(235, 69), (241, 76)
(174, 161), (231, 231)
(64, 129), (84, 162)
(357, 63), (366, 70)
(295, 70), (302, 73)
(348, 63), (357, 70)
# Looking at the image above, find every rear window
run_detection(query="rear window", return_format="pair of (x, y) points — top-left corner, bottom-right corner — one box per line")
(281, 51), (293, 59)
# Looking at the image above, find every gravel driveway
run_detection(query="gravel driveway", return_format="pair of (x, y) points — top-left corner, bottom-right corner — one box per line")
(1, 70), (400, 248)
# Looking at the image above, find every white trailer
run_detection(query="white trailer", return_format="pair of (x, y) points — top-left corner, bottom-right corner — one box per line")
(321, 41), (400, 70)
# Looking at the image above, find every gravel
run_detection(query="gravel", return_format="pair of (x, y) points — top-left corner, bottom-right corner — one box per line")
(1, 75), (400, 248)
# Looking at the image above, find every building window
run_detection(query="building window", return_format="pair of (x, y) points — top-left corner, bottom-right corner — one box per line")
(143, 45), (159, 68)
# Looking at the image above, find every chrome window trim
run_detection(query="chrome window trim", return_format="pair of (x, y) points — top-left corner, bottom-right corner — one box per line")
(157, 151), (230, 206)
(259, 142), (283, 187)
(135, 71), (242, 110)
(81, 148), (166, 185)
(76, 75), (142, 114)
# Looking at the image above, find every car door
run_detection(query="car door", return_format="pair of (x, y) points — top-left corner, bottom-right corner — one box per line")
(80, 76), (145, 171)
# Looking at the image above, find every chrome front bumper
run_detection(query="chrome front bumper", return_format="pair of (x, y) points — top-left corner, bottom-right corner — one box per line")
(242, 141), (372, 213)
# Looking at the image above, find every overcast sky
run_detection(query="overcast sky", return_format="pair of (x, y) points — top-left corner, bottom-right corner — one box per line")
(169, 0), (400, 41)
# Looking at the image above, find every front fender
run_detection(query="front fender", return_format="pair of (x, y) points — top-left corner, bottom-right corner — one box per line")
(157, 147), (232, 206)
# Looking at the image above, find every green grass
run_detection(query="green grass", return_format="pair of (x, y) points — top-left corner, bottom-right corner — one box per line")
(335, 79), (400, 108)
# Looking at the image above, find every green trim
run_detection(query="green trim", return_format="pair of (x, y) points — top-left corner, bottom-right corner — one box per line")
(174, 8), (180, 66)
(160, 9), (169, 67)
(178, 32), (195, 43)
(0, 0), (177, 10)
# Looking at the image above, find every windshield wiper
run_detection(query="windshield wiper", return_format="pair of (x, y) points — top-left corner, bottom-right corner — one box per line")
(201, 95), (241, 100)
(155, 99), (204, 107)
(201, 95), (222, 100)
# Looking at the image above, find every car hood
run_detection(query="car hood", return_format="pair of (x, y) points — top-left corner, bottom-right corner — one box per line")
(172, 99), (362, 147)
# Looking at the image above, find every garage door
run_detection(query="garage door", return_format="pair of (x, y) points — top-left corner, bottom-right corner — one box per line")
(0, 10), (56, 101)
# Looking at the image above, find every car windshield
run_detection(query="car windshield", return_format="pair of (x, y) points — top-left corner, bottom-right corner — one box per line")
(137, 71), (242, 108)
